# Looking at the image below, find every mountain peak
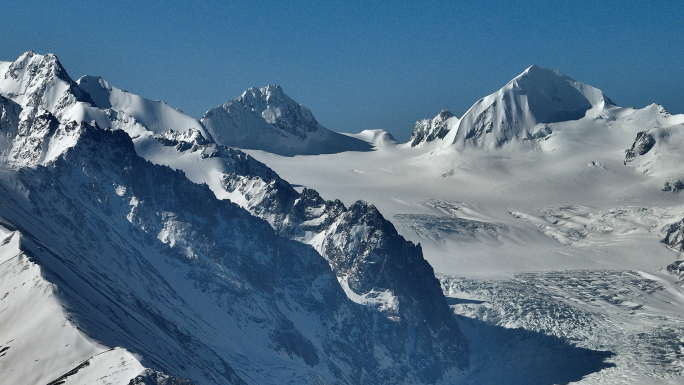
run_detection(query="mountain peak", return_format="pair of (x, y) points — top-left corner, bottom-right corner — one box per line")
(8, 51), (71, 84)
(242, 84), (285, 100)
(521, 64), (559, 76)
(442, 66), (612, 149)
(202, 86), (372, 156)
(0, 51), (95, 122)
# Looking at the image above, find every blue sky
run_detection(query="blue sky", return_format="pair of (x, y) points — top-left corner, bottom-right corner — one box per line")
(3, 0), (682, 140)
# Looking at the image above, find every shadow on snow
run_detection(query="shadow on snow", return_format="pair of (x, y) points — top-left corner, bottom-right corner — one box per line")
(454, 315), (615, 385)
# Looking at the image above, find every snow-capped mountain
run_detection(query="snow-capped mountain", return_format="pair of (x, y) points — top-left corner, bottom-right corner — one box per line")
(429, 65), (613, 150)
(0, 51), (469, 384)
(5, 49), (684, 385)
(237, 66), (684, 384)
(201, 85), (372, 156)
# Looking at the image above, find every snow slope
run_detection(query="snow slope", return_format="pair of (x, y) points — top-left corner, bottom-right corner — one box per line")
(77, 75), (210, 138)
(0, 51), (471, 385)
(439, 65), (612, 150)
(2, 49), (671, 384)
(202, 85), (372, 156)
(0, 225), (145, 385)
(240, 67), (684, 384)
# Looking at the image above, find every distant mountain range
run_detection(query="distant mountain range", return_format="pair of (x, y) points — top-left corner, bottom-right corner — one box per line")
(1, 50), (683, 385)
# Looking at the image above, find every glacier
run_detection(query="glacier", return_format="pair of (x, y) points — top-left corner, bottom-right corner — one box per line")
(3, 50), (677, 384)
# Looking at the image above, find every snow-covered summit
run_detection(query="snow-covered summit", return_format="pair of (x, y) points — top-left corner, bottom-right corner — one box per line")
(0, 50), (96, 121)
(440, 65), (613, 149)
(202, 85), (372, 156)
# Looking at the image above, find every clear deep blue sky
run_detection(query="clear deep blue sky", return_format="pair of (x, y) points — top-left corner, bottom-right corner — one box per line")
(2, 0), (682, 141)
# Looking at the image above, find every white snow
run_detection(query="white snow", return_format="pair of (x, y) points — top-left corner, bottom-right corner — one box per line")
(201, 85), (373, 156)
(338, 276), (399, 321)
(243, 100), (684, 277)
(4, 49), (684, 383)
(77, 75), (210, 138)
(238, 71), (684, 383)
(0, 226), (144, 384)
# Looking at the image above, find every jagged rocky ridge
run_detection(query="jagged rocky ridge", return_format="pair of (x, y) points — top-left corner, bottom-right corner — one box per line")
(409, 109), (456, 147)
(0, 117), (466, 384)
(0, 51), (469, 384)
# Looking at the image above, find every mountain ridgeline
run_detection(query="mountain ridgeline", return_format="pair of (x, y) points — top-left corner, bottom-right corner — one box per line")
(409, 65), (613, 149)
(0, 51), (468, 384)
(3, 50), (684, 385)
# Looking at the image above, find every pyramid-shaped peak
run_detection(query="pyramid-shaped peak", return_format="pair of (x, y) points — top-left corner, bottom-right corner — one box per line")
(262, 84), (283, 92)
(202, 85), (373, 156)
(7, 51), (71, 83)
(508, 65), (580, 90)
(502, 65), (609, 119)
(242, 85), (284, 96)
(443, 66), (612, 149)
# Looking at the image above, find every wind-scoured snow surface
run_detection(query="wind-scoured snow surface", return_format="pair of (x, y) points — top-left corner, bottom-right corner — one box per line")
(241, 67), (684, 384)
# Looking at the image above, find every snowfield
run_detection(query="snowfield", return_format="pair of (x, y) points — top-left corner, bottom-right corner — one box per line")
(240, 66), (684, 384)
(1, 50), (683, 384)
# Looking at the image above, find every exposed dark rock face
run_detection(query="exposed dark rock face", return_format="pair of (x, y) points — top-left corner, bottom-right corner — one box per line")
(466, 103), (496, 141)
(625, 131), (656, 163)
(410, 109), (455, 146)
(666, 260), (684, 284)
(0, 121), (467, 384)
(129, 369), (196, 385)
(662, 219), (684, 252)
(662, 180), (684, 193)
(220, 165), (470, 381)
(661, 219), (684, 284)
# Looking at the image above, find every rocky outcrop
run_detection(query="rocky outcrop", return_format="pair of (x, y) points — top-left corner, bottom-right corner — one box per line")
(666, 260), (684, 284)
(625, 131), (656, 163)
(409, 109), (455, 146)
(128, 369), (196, 385)
(662, 219), (684, 251)
(220, 171), (469, 380)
